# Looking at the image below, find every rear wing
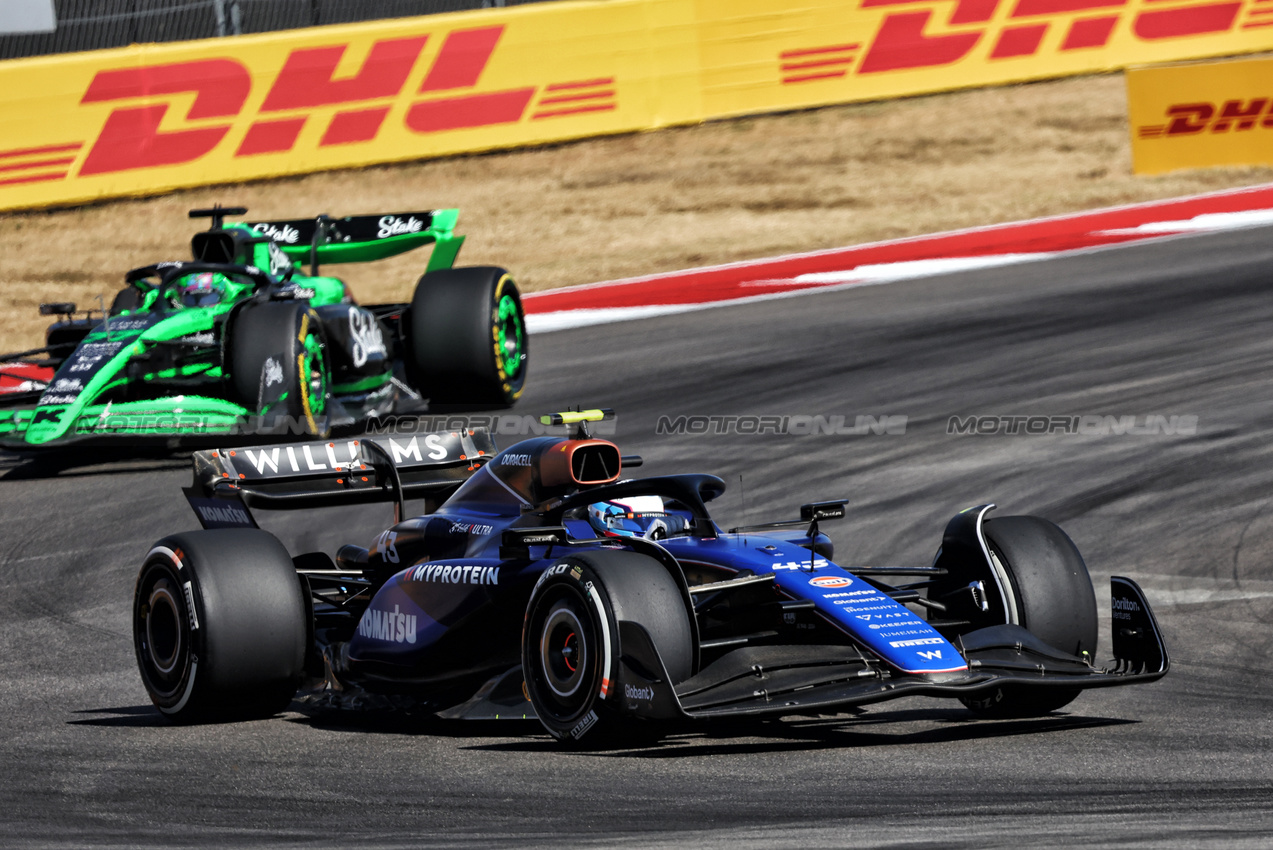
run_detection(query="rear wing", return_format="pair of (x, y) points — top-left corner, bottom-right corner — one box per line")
(183, 429), (496, 530)
(246, 208), (464, 271)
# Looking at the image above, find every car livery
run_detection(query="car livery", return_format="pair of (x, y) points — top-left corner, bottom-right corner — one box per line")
(131, 410), (1168, 743)
(0, 205), (527, 450)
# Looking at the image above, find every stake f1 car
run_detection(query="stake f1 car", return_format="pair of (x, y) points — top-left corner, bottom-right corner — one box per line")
(133, 410), (1168, 743)
(0, 205), (527, 450)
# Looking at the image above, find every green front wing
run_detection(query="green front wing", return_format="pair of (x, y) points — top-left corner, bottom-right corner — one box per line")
(0, 396), (254, 447)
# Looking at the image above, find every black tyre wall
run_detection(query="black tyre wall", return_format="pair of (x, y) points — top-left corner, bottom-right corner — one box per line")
(955, 515), (1099, 717)
(132, 529), (308, 723)
(522, 549), (693, 743)
(406, 266), (526, 407)
(225, 300), (325, 434)
(982, 515), (1098, 659)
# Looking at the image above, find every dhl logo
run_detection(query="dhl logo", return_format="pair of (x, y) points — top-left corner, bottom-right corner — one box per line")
(781, 0), (1266, 85)
(0, 25), (617, 188)
(1138, 99), (1273, 137)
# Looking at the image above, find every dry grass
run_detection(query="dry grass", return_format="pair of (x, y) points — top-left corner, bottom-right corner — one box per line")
(3, 72), (1272, 351)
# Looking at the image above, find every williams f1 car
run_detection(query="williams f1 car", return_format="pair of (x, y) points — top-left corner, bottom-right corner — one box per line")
(0, 205), (527, 450)
(133, 410), (1168, 743)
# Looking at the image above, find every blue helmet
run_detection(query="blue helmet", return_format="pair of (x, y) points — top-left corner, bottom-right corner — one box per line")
(587, 495), (690, 540)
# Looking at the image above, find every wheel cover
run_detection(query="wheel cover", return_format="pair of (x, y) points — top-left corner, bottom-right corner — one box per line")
(494, 293), (525, 381)
(527, 586), (599, 724)
(134, 567), (192, 700)
(297, 325), (327, 432)
(541, 604), (588, 699)
(146, 582), (184, 676)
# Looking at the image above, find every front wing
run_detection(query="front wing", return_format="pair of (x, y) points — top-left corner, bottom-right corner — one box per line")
(615, 577), (1168, 722)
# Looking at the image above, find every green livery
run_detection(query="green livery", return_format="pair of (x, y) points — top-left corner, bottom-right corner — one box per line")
(0, 205), (528, 449)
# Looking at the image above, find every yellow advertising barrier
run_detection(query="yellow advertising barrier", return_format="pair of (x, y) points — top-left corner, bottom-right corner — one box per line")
(4, 0), (1273, 211)
(1128, 55), (1273, 174)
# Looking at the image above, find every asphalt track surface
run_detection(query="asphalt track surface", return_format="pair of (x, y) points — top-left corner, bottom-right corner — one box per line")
(3, 225), (1273, 848)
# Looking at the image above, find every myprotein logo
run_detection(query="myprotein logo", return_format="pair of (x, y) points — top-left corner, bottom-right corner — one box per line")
(782, 0), (1255, 86)
(408, 563), (500, 586)
(70, 26), (617, 179)
(1138, 99), (1273, 138)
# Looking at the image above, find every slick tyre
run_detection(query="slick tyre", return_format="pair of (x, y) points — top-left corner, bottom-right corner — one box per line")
(522, 550), (692, 746)
(405, 267), (527, 408)
(133, 529), (308, 724)
(226, 301), (328, 436)
(960, 515), (1098, 718)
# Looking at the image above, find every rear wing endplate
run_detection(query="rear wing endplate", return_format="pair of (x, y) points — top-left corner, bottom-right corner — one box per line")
(247, 209), (463, 271)
(183, 429), (496, 530)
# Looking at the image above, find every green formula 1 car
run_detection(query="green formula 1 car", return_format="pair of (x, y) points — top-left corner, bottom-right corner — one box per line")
(0, 205), (528, 450)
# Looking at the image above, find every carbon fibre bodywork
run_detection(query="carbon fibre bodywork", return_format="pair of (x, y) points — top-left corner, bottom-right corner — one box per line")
(161, 421), (1169, 740)
(1, 206), (526, 449)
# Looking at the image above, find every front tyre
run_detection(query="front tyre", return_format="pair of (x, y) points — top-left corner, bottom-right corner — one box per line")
(133, 529), (308, 723)
(226, 301), (328, 436)
(960, 515), (1098, 718)
(522, 550), (692, 745)
(406, 267), (527, 408)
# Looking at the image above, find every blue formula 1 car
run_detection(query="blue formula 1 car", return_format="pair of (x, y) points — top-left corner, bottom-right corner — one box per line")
(132, 410), (1168, 743)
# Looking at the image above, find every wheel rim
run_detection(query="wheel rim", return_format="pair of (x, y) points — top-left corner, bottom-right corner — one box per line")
(135, 567), (191, 698)
(294, 316), (327, 435)
(541, 603), (587, 699)
(300, 331), (327, 418)
(146, 582), (183, 676)
(527, 585), (599, 723)
(494, 292), (525, 382)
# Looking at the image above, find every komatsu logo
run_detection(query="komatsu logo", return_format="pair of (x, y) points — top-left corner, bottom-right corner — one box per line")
(409, 563), (500, 585)
(196, 504), (252, 527)
(357, 604), (417, 644)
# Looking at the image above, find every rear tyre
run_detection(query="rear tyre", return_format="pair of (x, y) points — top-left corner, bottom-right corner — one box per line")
(522, 550), (692, 745)
(226, 301), (328, 436)
(133, 529), (308, 723)
(958, 515), (1098, 718)
(405, 266), (527, 408)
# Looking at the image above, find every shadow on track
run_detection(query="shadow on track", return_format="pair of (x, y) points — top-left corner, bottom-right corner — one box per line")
(68, 705), (175, 728)
(0, 448), (189, 480)
(462, 709), (1136, 758)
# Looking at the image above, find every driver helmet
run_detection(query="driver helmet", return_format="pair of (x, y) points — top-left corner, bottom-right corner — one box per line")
(179, 273), (223, 307)
(587, 495), (689, 540)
